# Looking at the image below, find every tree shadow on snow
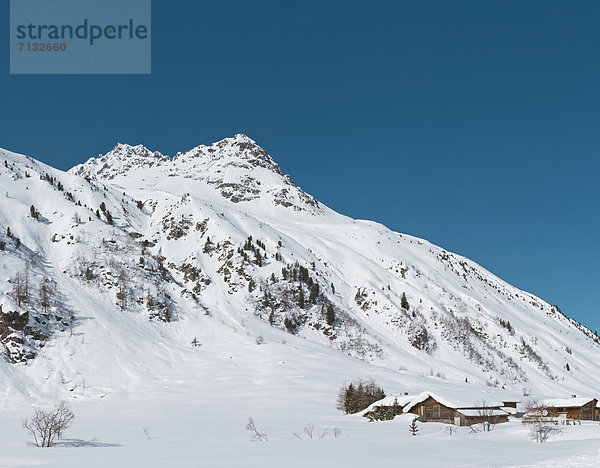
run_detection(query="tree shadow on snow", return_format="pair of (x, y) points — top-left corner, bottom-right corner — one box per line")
(54, 438), (122, 448)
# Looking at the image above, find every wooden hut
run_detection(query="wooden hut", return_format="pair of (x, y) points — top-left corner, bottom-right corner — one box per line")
(540, 396), (598, 421)
(403, 392), (509, 426)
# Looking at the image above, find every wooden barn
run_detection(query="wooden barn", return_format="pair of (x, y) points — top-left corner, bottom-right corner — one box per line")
(540, 396), (598, 421)
(403, 393), (509, 427)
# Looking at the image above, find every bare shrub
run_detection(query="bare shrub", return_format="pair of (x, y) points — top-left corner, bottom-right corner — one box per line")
(246, 417), (268, 442)
(477, 400), (495, 432)
(522, 400), (558, 443)
(294, 425), (336, 440)
(23, 401), (75, 447)
(304, 422), (314, 439)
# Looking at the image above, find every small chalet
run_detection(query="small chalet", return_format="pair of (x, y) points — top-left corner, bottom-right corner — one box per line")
(403, 392), (509, 427)
(540, 396), (598, 421)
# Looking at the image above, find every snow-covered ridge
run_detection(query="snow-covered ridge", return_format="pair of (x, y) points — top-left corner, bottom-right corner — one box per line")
(69, 134), (320, 213)
(71, 143), (169, 180)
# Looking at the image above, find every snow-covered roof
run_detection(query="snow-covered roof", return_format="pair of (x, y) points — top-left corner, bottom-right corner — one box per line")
(457, 409), (509, 417)
(402, 391), (504, 413)
(540, 397), (596, 408)
(360, 395), (419, 415)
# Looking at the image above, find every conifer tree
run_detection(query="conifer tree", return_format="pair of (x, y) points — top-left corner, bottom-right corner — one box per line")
(409, 418), (419, 436)
(344, 383), (355, 413)
(326, 304), (335, 326)
(401, 292), (410, 310)
(309, 283), (319, 303)
(297, 286), (304, 308)
(284, 317), (295, 333)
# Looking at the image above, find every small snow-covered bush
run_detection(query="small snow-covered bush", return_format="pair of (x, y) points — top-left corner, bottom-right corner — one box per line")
(246, 417), (268, 442)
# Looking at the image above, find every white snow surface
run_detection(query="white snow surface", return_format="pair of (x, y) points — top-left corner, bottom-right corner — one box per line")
(0, 135), (599, 466)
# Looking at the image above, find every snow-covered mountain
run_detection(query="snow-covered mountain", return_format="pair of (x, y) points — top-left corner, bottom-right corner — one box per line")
(1, 134), (598, 405)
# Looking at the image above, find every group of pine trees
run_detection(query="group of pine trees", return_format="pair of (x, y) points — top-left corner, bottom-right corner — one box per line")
(280, 262), (321, 309)
(238, 236), (266, 266)
(499, 318), (514, 334)
(29, 205), (40, 220)
(336, 379), (386, 414)
(98, 202), (113, 225)
(4, 227), (21, 249)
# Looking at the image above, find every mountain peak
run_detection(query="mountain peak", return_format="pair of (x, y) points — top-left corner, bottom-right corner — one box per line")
(111, 142), (156, 155)
(69, 142), (168, 180)
(233, 133), (255, 143)
(68, 135), (321, 212)
(177, 134), (282, 176)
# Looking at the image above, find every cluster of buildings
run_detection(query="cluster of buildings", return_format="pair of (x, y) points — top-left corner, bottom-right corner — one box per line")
(363, 391), (599, 427)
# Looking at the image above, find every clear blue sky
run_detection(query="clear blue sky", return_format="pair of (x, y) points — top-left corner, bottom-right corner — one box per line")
(1, 1), (599, 330)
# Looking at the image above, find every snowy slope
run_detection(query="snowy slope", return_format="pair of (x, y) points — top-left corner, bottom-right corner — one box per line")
(1, 136), (600, 466)
(1, 135), (598, 400)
